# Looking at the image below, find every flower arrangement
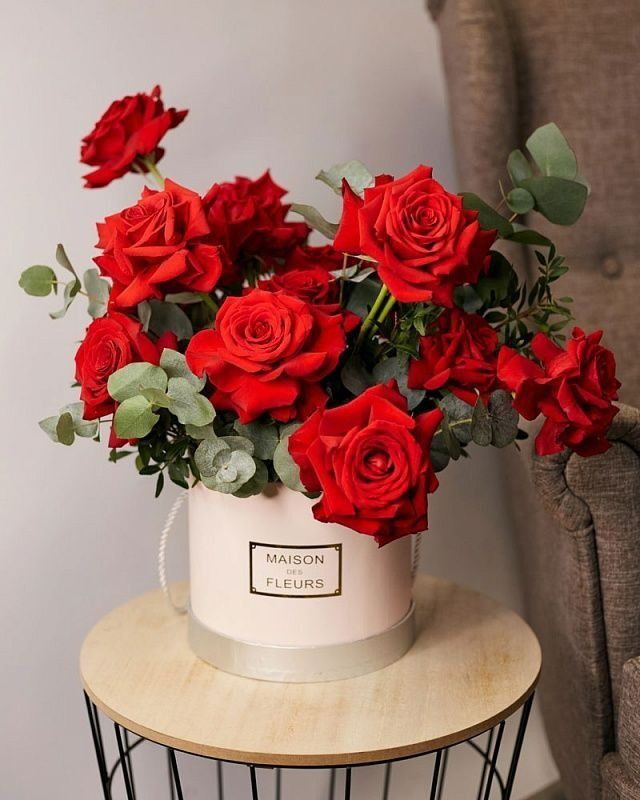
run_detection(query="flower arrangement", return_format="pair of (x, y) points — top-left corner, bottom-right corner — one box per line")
(21, 87), (620, 546)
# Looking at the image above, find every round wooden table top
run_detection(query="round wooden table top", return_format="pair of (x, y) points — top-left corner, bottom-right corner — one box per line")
(80, 575), (540, 767)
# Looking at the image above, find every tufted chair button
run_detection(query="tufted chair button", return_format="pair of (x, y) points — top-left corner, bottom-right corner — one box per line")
(601, 255), (624, 279)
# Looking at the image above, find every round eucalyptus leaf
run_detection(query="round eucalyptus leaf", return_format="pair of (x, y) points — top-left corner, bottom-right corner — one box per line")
(233, 420), (278, 460)
(195, 437), (230, 478)
(166, 377), (215, 426)
(506, 188), (534, 215)
(108, 362), (167, 403)
(273, 432), (306, 492)
(160, 349), (206, 391)
(233, 459), (269, 498)
(113, 395), (159, 439)
(19, 265), (57, 297)
(56, 412), (75, 446)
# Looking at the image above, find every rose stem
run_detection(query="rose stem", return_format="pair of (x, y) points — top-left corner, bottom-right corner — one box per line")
(137, 156), (165, 189)
(355, 284), (389, 347)
(377, 294), (397, 325)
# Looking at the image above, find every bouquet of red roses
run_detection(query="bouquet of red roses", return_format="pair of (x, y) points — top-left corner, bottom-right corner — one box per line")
(20, 87), (620, 546)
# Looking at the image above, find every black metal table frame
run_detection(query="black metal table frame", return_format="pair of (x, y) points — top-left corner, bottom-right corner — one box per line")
(84, 691), (534, 800)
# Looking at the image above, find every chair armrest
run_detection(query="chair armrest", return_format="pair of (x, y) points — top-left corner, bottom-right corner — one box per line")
(618, 656), (640, 785)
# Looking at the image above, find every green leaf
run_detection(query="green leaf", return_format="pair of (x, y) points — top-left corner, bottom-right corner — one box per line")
(273, 426), (306, 491)
(232, 459), (269, 498)
(109, 448), (134, 462)
(185, 423), (217, 440)
(525, 123), (577, 179)
(195, 438), (230, 478)
(505, 188), (534, 215)
(438, 394), (474, 445)
(155, 471), (165, 497)
(461, 193), (513, 237)
(316, 160), (374, 196)
(39, 415), (61, 442)
(430, 433), (450, 472)
(204, 449), (257, 494)
(140, 387), (172, 408)
(289, 203), (339, 240)
(220, 435), (255, 456)
(474, 252), (517, 306)
(49, 278), (81, 320)
(61, 402), (98, 438)
(55, 412), (75, 446)
(164, 292), (207, 305)
(55, 243), (77, 277)
(166, 377), (215, 426)
(346, 277), (382, 319)
(83, 268), (110, 319)
(507, 149), (532, 185)
(114, 395), (160, 439)
(108, 362), (168, 403)
(159, 349), (205, 390)
(233, 420), (279, 460)
(341, 356), (374, 397)
(19, 265), (57, 297)
(520, 176), (587, 226)
(487, 390), (519, 447)
(439, 417), (462, 459)
(453, 285), (483, 313)
(148, 299), (193, 340)
(471, 398), (492, 446)
(137, 301), (151, 332)
(168, 459), (189, 489)
(505, 228), (553, 247)
(372, 356), (425, 411)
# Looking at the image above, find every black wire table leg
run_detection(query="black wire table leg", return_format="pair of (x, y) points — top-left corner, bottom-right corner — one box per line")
(275, 767), (282, 800)
(216, 760), (224, 800)
(437, 749), (449, 800)
(84, 693), (111, 800)
(503, 694), (534, 799)
(328, 767), (336, 800)
(476, 728), (495, 800)
(344, 767), (352, 800)
(382, 763), (392, 800)
(168, 751), (175, 800)
(482, 721), (505, 800)
(429, 750), (443, 800)
(167, 749), (185, 800)
(114, 723), (136, 800)
(249, 765), (260, 799)
(123, 729), (137, 800)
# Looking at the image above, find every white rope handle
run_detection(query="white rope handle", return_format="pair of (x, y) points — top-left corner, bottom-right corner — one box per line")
(158, 489), (189, 614)
(411, 532), (422, 582)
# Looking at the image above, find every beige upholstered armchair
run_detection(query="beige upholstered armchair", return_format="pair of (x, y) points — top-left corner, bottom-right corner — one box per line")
(429, 2), (640, 798)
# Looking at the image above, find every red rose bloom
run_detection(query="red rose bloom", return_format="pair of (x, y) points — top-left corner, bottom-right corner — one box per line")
(334, 166), (496, 306)
(258, 267), (338, 305)
(201, 171), (309, 283)
(283, 244), (346, 273)
(497, 328), (620, 456)
(289, 384), (442, 545)
(185, 289), (347, 423)
(95, 179), (224, 308)
(80, 86), (187, 188)
(75, 311), (175, 420)
(408, 308), (502, 404)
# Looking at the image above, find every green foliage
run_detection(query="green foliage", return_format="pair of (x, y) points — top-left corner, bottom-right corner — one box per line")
(195, 434), (258, 494)
(19, 265), (57, 296)
(159, 349), (205, 390)
(372, 355), (425, 410)
(461, 193), (514, 237)
(108, 363), (167, 403)
(316, 160), (374, 196)
(505, 187), (534, 215)
(83, 268), (110, 319)
(165, 377), (215, 426)
(147, 299), (193, 340)
(114, 396), (160, 439)
(233, 420), (279, 460)
(273, 423), (306, 492)
(39, 402), (98, 446)
(471, 392), (519, 448)
(289, 203), (339, 240)
(518, 176), (587, 226)
(525, 123), (577, 179)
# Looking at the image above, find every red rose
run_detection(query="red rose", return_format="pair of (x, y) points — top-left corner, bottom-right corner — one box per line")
(201, 171), (309, 283)
(334, 166), (496, 306)
(289, 384), (442, 545)
(258, 267), (338, 305)
(408, 308), (502, 404)
(497, 328), (620, 456)
(95, 179), (224, 308)
(75, 311), (175, 420)
(185, 288), (347, 423)
(80, 86), (187, 188)
(283, 244), (347, 273)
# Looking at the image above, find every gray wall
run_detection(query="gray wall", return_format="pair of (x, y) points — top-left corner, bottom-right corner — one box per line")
(1, 1), (556, 797)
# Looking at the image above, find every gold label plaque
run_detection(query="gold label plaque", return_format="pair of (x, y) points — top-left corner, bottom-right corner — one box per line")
(249, 542), (342, 598)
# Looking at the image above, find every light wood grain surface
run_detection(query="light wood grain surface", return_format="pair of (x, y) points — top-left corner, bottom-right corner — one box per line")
(80, 575), (540, 767)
